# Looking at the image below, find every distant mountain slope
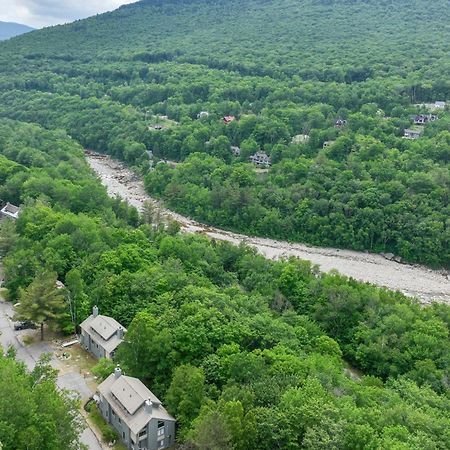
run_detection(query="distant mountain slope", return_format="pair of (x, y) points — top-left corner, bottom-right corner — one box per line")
(0, 21), (34, 40)
(2, 0), (450, 80)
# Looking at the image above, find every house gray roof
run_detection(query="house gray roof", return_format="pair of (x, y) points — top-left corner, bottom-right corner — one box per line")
(98, 373), (175, 434)
(80, 314), (126, 354)
(1, 202), (20, 219)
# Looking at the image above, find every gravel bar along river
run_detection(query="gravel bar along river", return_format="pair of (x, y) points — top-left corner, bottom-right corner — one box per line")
(86, 151), (450, 306)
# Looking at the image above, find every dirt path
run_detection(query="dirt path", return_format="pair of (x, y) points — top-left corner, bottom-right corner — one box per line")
(86, 152), (450, 305)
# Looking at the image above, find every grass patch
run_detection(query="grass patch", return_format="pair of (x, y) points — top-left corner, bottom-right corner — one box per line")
(63, 343), (98, 373)
(114, 441), (128, 450)
(88, 404), (119, 443)
(0, 288), (11, 300)
(22, 335), (35, 346)
(87, 404), (129, 449)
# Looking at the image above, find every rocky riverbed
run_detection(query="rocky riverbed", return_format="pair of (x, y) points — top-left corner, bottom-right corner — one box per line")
(86, 151), (450, 305)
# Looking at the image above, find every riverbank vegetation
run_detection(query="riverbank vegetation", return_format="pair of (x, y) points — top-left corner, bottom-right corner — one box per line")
(0, 0), (449, 266)
(1, 118), (450, 448)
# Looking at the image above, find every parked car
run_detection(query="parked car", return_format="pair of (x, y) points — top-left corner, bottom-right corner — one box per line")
(14, 320), (37, 331)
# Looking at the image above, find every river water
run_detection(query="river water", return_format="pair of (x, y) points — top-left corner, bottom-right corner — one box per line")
(86, 152), (450, 305)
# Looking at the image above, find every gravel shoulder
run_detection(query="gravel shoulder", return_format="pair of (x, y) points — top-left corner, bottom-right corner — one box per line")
(86, 152), (450, 305)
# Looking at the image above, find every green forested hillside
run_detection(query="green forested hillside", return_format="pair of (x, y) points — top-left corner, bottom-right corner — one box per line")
(1, 2), (450, 447)
(1, 118), (450, 449)
(4, 0), (450, 82)
(0, 0), (449, 266)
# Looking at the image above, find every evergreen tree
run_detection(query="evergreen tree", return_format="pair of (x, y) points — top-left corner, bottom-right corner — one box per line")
(15, 271), (66, 340)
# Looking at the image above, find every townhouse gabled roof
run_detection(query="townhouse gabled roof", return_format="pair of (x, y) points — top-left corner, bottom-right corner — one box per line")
(98, 372), (175, 434)
(80, 312), (126, 354)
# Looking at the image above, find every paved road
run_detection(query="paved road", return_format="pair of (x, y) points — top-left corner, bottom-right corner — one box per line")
(0, 292), (103, 450)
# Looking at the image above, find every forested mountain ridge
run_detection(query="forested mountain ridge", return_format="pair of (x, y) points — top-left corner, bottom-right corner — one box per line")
(0, 0), (449, 266)
(0, 21), (34, 41)
(3, 0), (450, 82)
(1, 2), (450, 448)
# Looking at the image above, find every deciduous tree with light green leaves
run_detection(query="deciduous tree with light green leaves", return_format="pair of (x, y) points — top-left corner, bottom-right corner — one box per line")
(166, 365), (206, 436)
(0, 348), (83, 450)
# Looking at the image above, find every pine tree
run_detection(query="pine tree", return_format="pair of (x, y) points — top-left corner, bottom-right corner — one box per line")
(15, 271), (66, 340)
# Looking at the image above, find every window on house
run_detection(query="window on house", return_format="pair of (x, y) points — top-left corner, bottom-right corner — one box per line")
(138, 429), (147, 438)
(111, 410), (116, 417)
(122, 432), (125, 439)
(158, 440), (164, 448)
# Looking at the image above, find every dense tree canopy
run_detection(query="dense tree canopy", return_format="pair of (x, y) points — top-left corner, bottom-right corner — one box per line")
(0, 119), (449, 449)
(1, 0), (450, 447)
(0, 350), (83, 450)
(0, 0), (448, 266)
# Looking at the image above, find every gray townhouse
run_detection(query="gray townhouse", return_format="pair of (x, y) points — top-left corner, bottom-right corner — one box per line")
(79, 306), (126, 359)
(97, 367), (176, 450)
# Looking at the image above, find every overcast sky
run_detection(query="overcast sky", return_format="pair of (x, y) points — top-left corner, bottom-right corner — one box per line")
(0, 0), (138, 28)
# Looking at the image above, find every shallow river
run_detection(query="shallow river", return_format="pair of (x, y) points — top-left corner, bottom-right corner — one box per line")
(86, 152), (450, 305)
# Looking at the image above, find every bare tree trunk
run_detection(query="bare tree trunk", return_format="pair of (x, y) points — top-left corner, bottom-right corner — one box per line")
(41, 322), (44, 341)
